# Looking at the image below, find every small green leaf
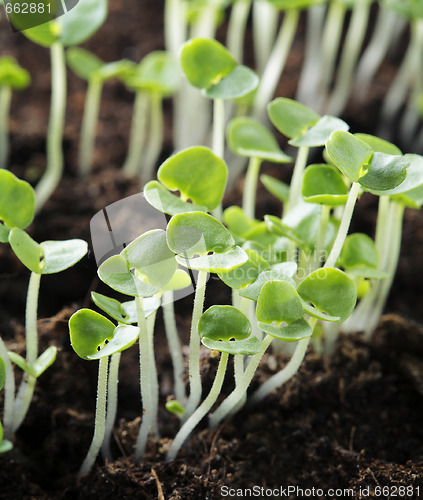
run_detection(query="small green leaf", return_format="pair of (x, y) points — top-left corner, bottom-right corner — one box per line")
(198, 305), (252, 341)
(69, 309), (115, 360)
(338, 233), (388, 279)
(289, 115), (349, 147)
(8, 352), (36, 377)
(239, 266), (297, 301)
(176, 246), (248, 272)
(0, 223), (10, 243)
(302, 164), (349, 206)
(296, 268), (357, 323)
(300, 301), (340, 322)
(161, 269), (192, 291)
(144, 181), (208, 216)
(179, 38), (237, 90)
(354, 133), (402, 155)
(0, 170), (35, 229)
(218, 248), (270, 289)
(158, 147), (228, 211)
(202, 336), (262, 355)
(268, 98), (320, 139)
(0, 56), (31, 89)
(203, 65), (259, 100)
(40, 239), (88, 274)
(0, 426), (12, 454)
(258, 318), (312, 342)
(370, 154), (423, 197)
(66, 47), (103, 81)
(256, 280), (304, 324)
(223, 206), (260, 238)
(227, 117), (292, 162)
(167, 212), (235, 257)
(122, 230), (176, 289)
(87, 325), (140, 359)
(326, 131), (373, 183)
(260, 175), (290, 203)
(91, 292), (160, 324)
(98, 254), (159, 297)
(33, 346), (57, 377)
(8, 228), (42, 274)
(0, 356), (6, 391)
(358, 153), (409, 191)
(165, 400), (185, 415)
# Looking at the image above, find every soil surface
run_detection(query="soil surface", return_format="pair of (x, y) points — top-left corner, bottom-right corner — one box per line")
(1, 1), (423, 499)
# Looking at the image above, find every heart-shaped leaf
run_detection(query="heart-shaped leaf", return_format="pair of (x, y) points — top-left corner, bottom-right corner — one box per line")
(256, 280), (304, 324)
(203, 65), (259, 100)
(87, 325), (140, 359)
(358, 152), (409, 191)
(258, 318), (312, 342)
(302, 164), (349, 206)
(122, 230), (176, 289)
(179, 38), (237, 90)
(143, 181), (208, 216)
(268, 97), (320, 139)
(8, 228), (42, 274)
(176, 246), (248, 272)
(227, 117), (292, 162)
(0, 170), (35, 230)
(198, 305), (252, 341)
(69, 309), (115, 360)
(0, 56), (31, 89)
(289, 115), (349, 147)
(296, 268), (357, 323)
(338, 233), (388, 279)
(91, 292), (160, 324)
(158, 147), (227, 211)
(40, 239), (88, 274)
(167, 212), (235, 257)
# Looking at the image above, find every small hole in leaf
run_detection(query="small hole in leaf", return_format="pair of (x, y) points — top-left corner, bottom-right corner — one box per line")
(97, 346), (101, 351)
(105, 340), (109, 344)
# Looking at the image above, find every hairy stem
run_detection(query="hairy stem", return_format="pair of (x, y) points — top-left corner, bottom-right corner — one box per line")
(101, 351), (121, 462)
(123, 91), (149, 176)
(0, 337), (15, 440)
(0, 85), (12, 170)
(143, 92), (163, 183)
(287, 146), (309, 212)
(242, 157), (262, 220)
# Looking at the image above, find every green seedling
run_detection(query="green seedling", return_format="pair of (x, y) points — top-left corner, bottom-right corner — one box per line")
(144, 146), (227, 216)
(66, 47), (131, 177)
(167, 305), (260, 461)
(69, 309), (139, 476)
(122, 51), (179, 180)
(227, 117), (292, 219)
(0, 55), (31, 169)
(0, 356), (12, 453)
(16, 0), (108, 212)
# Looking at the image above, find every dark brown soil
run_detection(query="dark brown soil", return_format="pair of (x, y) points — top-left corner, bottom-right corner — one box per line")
(1, 1), (423, 498)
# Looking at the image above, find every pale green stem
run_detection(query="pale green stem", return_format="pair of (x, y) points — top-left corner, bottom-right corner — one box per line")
(253, 0), (279, 75)
(326, 0), (372, 116)
(13, 271), (41, 432)
(164, 0), (187, 59)
(79, 356), (109, 477)
(190, 0), (222, 39)
(101, 351), (121, 462)
(209, 334), (273, 429)
(230, 353), (246, 415)
(147, 309), (159, 437)
(167, 351), (229, 461)
(287, 146), (309, 213)
(227, 0), (252, 63)
(325, 182), (360, 269)
(296, 4), (326, 106)
(122, 91), (149, 176)
(314, 205), (330, 270)
(212, 98), (225, 220)
(0, 337), (15, 440)
(315, 0), (346, 112)
(183, 270), (208, 420)
(242, 157), (262, 220)
(0, 85), (12, 170)
(135, 296), (152, 460)
(143, 92), (164, 183)
(162, 290), (186, 405)
(375, 195), (390, 258)
(252, 8), (300, 120)
(35, 42), (66, 213)
(79, 78), (103, 177)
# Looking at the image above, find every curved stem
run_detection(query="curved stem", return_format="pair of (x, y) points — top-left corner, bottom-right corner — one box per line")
(167, 351), (229, 461)
(143, 92), (163, 183)
(0, 337), (15, 440)
(123, 91), (149, 176)
(287, 146), (309, 212)
(79, 79), (103, 177)
(163, 290), (186, 405)
(0, 85), (12, 170)
(242, 157), (262, 220)
(209, 334), (273, 429)
(183, 270), (208, 420)
(35, 42), (66, 213)
(101, 351), (121, 462)
(79, 356), (109, 477)
(227, 0), (252, 63)
(325, 182), (360, 268)
(252, 8), (300, 120)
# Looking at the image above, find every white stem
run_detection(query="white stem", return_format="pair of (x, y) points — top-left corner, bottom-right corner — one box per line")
(242, 157), (262, 220)
(147, 309), (159, 437)
(162, 290), (186, 405)
(0, 337), (15, 440)
(0, 85), (12, 170)
(123, 91), (149, 176)
(35, 42), (66, 213)
(287, 146), (309, 212)
(101, 351), (121, 462)
(167, 351), (229, 461)
(183, 270), (208, 419)
(164, 0), (187, 59)
(143, 92), (164, 183)
(79, 79), (102, 177)
(252, 8), (300, 120)
(79, 356), (109, 477)
(253, 0), (279, 75)
(227, 0), (252, 63)
(213, 98), (225, 159)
